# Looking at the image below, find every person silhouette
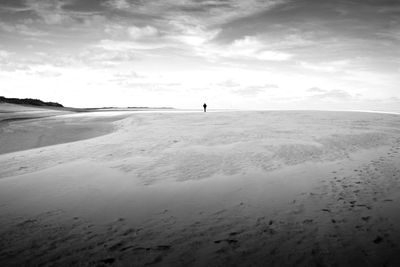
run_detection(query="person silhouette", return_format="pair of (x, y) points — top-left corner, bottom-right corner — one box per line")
(203, 103), (207, 112)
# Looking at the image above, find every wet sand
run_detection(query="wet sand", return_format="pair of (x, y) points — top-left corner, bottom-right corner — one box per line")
(1, 110), (400, 266)
(0, 113), (128, 155)
(0, 104), (142, 155)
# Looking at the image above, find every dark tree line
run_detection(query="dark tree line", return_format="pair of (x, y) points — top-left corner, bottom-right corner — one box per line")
(0, 96), (63, 107)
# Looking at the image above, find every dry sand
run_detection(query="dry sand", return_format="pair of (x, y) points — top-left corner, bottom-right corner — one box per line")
(1, 108), (400, 266)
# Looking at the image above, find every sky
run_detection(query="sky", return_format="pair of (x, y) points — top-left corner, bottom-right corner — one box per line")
(0, 0), (399, 110)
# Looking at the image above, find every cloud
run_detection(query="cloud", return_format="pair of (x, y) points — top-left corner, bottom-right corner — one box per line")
(232, 84), (279, 96)
(95, 39), (166, 51)
(125, 0), (286, 25)
(217, 80), (241, 88)
(299, 60), (349, 73)
(307, 87), (326, 93)
(322, 89), (352, 100)
(168, 20), (220, 46)
(117, 82), (181, 92)
(227, 36), (293, 61)
(0, 0), (30, 11)
(0, 22), (48, 36)
(258, 50), (292, 61)
(0, 50), (11, 59)
(106, 0), (130, 10)
(113, 71), (143, 79)
(61, 0), (109, 13)
(77, 48), (139, 68)
(0, 62), (31, 72)
(109, 71), (144, 82)
(128, 25), (159, 39)
(27, 70), (62, 77)
(309, 88), (353, 100)
(24, 1), (68, 24)
(176, 1), (232, 13)
(18, 0), (109, 25)
(195, 35), (293, 62)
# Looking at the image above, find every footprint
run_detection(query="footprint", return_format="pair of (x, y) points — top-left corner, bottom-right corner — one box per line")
(132, 247), (150, 251)
(303, 219), (313, 224)
(361, 216), (370, 222)
(373, 236), (383, 244)
(156, 245), (171, 251)
(122, 228), (135, 236)
(108, 241), (124, 251)
(214, 239), (238, 245)
(120, 246), (134, 252)
(99, 258), (115, 264)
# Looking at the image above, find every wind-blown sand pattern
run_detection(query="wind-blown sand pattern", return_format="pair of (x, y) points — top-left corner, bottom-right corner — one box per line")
(1, 110), (400, 266)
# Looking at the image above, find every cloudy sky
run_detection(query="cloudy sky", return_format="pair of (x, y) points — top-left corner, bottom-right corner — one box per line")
(0, 0), (399, 110)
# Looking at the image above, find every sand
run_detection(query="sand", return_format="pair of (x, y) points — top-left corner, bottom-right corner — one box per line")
(1, 108), (400, 266)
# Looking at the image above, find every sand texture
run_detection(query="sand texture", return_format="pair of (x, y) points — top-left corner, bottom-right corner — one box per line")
(1, 110), (400, 266)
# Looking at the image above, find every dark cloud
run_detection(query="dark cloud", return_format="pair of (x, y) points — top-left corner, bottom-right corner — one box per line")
(349, 0), (400, 7)
(0, 0), (28, 9)
(62, 0), (109, 13)
(214, 0), (400, 44)
(0, 0), (39, 22)
(175, 1), (232, 13)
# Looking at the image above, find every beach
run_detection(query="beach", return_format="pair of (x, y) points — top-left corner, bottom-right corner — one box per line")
(1, 108), (400, 266)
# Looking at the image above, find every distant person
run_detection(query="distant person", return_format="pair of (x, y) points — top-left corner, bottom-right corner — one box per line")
(203, 103), (207, 112)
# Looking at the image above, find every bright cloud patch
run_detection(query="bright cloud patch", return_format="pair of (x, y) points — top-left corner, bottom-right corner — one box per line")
(128, 25), (159, 39)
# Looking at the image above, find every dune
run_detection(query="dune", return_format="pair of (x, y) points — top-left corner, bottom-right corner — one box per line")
(1, 110), (400, 266)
